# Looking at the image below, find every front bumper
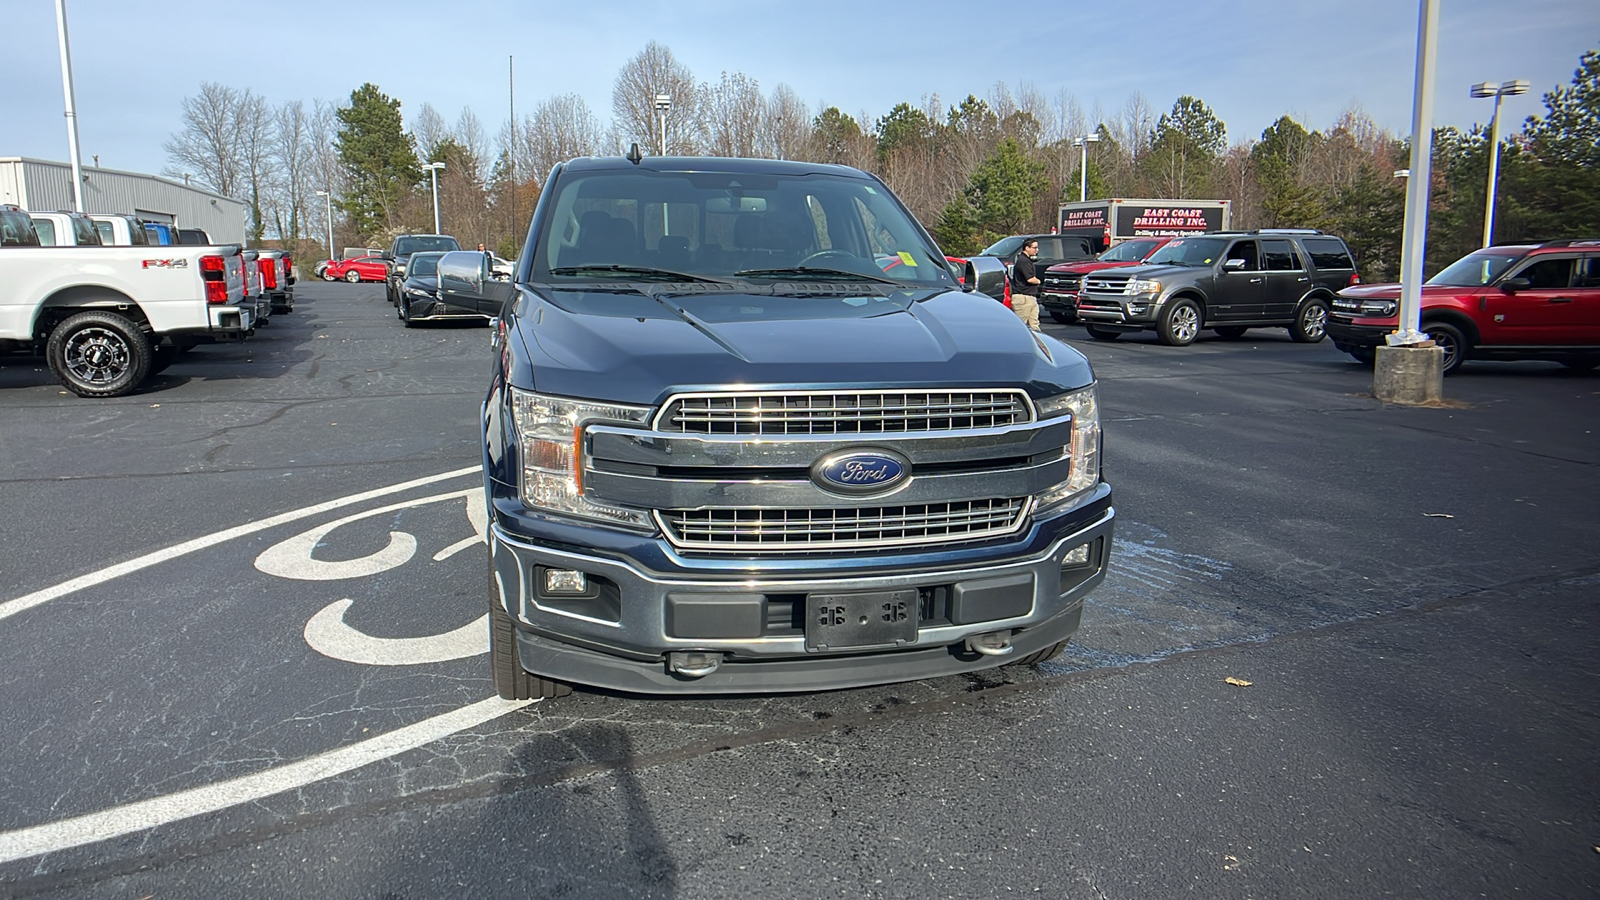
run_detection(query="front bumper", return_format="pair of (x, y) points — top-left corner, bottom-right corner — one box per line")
(491, 492), (1114, 694)
(1075, 292), (1162, 328)
(1327, 316), (1393, 349)
(406, 295), (488, 322)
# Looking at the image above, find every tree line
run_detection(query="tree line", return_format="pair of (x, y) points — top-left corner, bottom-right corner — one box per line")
(165, 42), (1599, 280)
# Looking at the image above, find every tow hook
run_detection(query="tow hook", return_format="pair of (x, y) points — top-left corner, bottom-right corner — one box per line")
(668, 651), (723, 678)
(966, 631), (1015, 657)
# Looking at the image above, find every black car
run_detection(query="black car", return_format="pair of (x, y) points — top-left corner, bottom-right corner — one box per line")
(978, 233), (1098, 273)
(1075, 230), (1360, 346)
(397, 252), (487, 325)
(384, 234), (460, 304)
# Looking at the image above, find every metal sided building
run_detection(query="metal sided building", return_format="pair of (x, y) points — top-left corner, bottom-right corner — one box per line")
(0, 157), (247, 244)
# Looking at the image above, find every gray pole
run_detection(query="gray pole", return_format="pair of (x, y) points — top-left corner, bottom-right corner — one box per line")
(1079, 141), (1088, 203)
(1392, 0), (1440, 346)
(325, 192), (334, 260)
(1481, 90), (1504, 248)
(54, 0), (86, 212)
(430, 167), (441, 235)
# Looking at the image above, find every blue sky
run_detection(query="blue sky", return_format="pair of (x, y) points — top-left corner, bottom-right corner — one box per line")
(6, 0), (1596, 176)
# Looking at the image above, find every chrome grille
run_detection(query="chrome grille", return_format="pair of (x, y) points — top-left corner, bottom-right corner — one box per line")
(660, 390), (1033, 435)
(1083, 273), (1132, 294)
(1042, 273), (1082, 290)
(658, 498), (1031, 553)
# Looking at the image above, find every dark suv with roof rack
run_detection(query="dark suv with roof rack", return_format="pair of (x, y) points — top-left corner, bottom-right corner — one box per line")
(1075, 230), (1360, 346)
(1329, 239), (1600, 374)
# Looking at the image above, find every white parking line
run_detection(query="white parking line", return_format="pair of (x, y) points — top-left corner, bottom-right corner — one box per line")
(0, 466), (479, 623)
(303, 600), (489, 665)
(0, 695), (534, 864)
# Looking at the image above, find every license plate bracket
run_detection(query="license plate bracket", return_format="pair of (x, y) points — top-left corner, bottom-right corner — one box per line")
(805, 589), (918, 651)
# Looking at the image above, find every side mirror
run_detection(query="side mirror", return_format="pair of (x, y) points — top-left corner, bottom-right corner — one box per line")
(1222, 258), (1246, 271)
(963, 255), (1009, 301)
(380, 251), (395, 260)
(438, 250), (487, 298)
(1501, 277), (1531, 293)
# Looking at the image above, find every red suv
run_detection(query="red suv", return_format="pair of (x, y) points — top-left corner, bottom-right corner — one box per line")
(1038, 237), (1171, 325)
(1328, 240), (1600, 374)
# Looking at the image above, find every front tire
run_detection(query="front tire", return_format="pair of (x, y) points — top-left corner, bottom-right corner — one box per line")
(489, 563), (572, 700)
(1048, 310), (1074, 325)
(1291, 299), (1330, 343)
(1157, 299), (1201, 346)
(322, 271), (337, 282)
(344, 270), (361, 283)
(1084, 324), (1122, 341)
(46, 310), (153, 398)
(1425, 321), (1467, 375)
(1346, 346), (1375, 364)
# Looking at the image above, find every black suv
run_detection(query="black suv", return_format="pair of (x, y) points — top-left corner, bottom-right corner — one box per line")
(978, 234), (1098, 272)
(1074, 230), (1359, 346)
(384, 233), (461, 305)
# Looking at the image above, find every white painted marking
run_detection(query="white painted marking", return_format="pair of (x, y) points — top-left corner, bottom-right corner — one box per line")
(304, 600), (489, 665)
(0, 695), (534, 865)
(432, 536), (480, 561)
(255, 490), (483, 579)
(0, 467), (480, 623)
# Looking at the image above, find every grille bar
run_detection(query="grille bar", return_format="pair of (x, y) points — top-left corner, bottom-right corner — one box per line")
(661, 390), (1033, 435)
(658, 498), (1030, 553)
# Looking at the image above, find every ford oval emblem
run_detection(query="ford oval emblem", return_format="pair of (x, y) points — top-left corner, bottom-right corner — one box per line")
(811, 449), (911, 495)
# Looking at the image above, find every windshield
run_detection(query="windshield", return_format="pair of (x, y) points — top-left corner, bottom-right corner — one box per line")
(1427, 250), (1524, 287)
(1100, 239), (1161, 262)
(1143, 237), (1227, 267)
(536, 167), (956, 288)
(980, 236), (1026, 257)
(407, 253), (443, 276)
(395, 236), (459, 257)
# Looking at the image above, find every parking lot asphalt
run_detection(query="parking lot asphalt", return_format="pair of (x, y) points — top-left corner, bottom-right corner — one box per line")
(0, 283), (1596, 898)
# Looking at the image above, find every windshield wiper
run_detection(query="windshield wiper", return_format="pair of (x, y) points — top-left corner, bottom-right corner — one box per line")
(550, 265), (729, 284)
(734, 266), (904, 285)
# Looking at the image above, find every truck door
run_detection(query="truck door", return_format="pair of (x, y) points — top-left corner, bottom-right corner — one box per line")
(1210, 239), (1264, 322)
(1260, 239), (1308, 320)
(1483, 255), (1581, 345)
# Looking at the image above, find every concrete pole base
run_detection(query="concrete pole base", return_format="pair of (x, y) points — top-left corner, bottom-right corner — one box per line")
(1373, 344), (1445, 405)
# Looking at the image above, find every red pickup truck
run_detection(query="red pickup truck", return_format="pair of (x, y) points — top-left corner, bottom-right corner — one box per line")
(1327, 239), (1600, 374)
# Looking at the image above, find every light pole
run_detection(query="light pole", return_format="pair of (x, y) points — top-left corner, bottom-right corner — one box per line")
(654, 94), (671, 156)
(54, 0), (85, 212)
(424, 161), (446, 234)
(1072, 132), (1101, 202)
(1470, 79), (1529, 247)
(315, 189), (334, 260)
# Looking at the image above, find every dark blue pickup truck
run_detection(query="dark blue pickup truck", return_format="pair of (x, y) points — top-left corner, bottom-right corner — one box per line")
(438, 153), (1114, 697)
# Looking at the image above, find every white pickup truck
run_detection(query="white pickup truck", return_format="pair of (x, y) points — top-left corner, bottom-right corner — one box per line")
(0, 204), (254, 397)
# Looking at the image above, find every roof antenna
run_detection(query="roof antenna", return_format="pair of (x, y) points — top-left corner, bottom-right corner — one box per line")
(626, 143), (643, 165)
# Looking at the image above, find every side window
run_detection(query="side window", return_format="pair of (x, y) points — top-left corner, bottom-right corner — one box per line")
(1262, 239), (1296, 271)
(34, 219), (58, 246)
(1038, 238), (1061, 259)
(1516, 257), (1573, 289)
(1302, 237), (1355, 270)
(1227, 240), (1259, 271)
(95, 221), (114, 244)
(1576, 257), (1600, 289)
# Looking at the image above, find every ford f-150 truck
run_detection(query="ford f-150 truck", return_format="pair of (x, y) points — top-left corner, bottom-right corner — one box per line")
(0, 204), (253, 396)
(444, 154), (1114, 698)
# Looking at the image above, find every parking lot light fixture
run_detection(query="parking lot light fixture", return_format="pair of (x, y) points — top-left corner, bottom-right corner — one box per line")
(1072, 132), (1102, 203)
(654, 94), (671, 156)
(1471, 79), (1529, 247)
(424, 162), (446, 235)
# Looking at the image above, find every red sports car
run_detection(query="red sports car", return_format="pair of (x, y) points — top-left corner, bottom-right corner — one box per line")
(322, 256), (389, 283)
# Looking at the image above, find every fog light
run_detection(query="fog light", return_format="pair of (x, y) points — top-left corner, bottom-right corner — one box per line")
(544, 569), (588, 594)
(1062, 543), (1090, 566)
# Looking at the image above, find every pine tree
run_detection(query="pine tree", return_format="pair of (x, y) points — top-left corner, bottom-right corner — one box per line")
(336, 83), (421, 238)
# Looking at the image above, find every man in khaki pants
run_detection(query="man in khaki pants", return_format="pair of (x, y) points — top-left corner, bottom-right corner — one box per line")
(1010, 238), (1042, 331)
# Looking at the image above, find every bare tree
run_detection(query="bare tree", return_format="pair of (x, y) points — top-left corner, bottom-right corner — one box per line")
(761, 83), (810, 160)
(237, 90), (273, 243)
(269, 100), (311, 245)
(306, 99), (343, 255)
(411, 102), (449, 159)
(611, 41), (700, 155)
(455, 107), (489, 185)
(700, 72), (763, 157)
(163, 82), (243, 196)
(525, 94), (603, 184)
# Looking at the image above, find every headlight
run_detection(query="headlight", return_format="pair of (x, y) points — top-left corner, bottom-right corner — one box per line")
(510, 388), (654, 528)
(1360, 300), (1397, 317)
(1128, 279), (1162, 295)
(1033, 385), (1101, 514)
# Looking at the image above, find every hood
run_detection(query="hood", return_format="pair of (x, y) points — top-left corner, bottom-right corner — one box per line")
(1338, 282), (1468, 300)
(512, 286), (1092, 405)
(1097, 262), (1196, 280)
(1045, 260), (1139, 276)
(403, 274), (440, 291)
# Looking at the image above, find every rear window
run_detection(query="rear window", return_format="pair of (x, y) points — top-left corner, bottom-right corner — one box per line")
(980, 236), (1027, 258)
(1, 210), (40, 246)
(72, 215), (101, 245)
(1301, 237), (1354, 271)
(394, 236), (459, 256)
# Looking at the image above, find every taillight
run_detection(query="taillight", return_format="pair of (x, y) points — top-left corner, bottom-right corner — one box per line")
(1349, 273), (1361, 286)
(259, 258), (277, 289)
(1003, 277), (1012, 308)
(200, 254), (229, 303)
